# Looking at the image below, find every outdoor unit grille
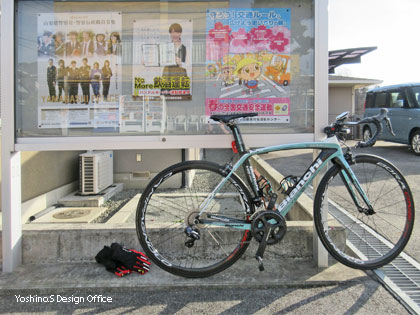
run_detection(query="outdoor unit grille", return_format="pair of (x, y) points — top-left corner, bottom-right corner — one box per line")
(79, 151), (113, 195)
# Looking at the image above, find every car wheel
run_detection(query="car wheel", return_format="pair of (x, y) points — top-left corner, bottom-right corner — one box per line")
(363, 126), (376, 146)
(410, 131), (420, 156)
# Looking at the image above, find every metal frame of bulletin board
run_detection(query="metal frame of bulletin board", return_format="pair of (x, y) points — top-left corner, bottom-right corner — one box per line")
(1, 0), (329, 271)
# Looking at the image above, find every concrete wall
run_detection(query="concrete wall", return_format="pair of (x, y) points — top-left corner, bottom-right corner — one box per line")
(0, 141), (81, 209)
(328, 86), (353, 123)
(0, 146), (201, 211)
(20, 151), (81, 202)
(114, 148), (201, 188)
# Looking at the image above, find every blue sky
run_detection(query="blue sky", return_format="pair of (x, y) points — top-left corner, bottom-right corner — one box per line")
(329, 0), (420, 86)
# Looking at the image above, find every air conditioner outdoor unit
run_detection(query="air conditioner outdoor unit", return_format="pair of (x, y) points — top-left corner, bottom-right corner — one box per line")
(79, 150), (114, 195)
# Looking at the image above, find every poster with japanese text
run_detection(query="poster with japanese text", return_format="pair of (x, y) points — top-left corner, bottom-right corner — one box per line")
(119, 95), (166, 133)
(132, 19), (193, 101)
(206, 8), (291, 123)
(37, 12), (122, 128)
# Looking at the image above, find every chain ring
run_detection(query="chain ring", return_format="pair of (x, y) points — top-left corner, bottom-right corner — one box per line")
(251, 211), (287, 245)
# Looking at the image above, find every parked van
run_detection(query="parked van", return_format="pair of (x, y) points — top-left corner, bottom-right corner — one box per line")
(363, 83), (420, 155)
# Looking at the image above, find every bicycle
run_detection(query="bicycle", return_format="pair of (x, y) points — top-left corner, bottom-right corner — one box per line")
(136, 109), (415, 278)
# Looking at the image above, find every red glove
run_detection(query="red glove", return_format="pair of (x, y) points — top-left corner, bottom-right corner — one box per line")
(111, 243), (151, 274)
(95, 246), (133, 277)
(114, 265), (133, 277)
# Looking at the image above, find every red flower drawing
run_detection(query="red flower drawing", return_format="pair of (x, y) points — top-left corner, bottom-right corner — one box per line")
(250, 25), (272, 47)
(269, 31), (289, 53)
(230, 28), (252, 53)
(208, 22), (231, 43)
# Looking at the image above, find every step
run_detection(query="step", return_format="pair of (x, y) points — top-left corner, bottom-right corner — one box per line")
(0, 259), (366, 293)
(10, 222), (344, 264)
(58, 183), (124, 207)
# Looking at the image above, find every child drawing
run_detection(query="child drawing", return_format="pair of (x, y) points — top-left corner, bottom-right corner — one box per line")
(221, 62), (236, 87)
(206, 64), (218, 78)
(234, 58), (262, 95)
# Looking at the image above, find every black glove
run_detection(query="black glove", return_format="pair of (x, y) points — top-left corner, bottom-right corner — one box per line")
(110, 243), (151, 274)
(95, 246), (133, 277)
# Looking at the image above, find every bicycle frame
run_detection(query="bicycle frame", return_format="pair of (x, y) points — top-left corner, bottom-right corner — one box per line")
(198, 135), (373, 230)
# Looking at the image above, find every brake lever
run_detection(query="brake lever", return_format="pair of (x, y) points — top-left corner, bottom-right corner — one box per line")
(384, 117), (396, 137)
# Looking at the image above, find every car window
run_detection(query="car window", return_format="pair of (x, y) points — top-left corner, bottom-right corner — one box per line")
(365, 93), (374, 108)
(409, 86), (420, 107)
(374, 92), (389, 108)
(389, 89), (407, 108)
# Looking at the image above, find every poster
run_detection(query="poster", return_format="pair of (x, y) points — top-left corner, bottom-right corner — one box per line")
(37, 12), (122, 128)
(119, 96), (166, 133)
(119, 96), (144, 133)
(132, 20), (193, 101)
(206, 8), (291, 123)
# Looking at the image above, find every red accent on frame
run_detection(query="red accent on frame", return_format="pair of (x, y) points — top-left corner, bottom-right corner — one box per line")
(231, 141), (238, 154)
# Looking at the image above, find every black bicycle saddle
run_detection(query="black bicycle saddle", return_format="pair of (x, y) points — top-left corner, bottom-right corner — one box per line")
(210, 113), (258, 123)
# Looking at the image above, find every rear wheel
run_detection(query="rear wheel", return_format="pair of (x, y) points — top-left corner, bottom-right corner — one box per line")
(136, 161), (254, 278)
(410, 130), (420, 156)
(314, 154), (414, 269)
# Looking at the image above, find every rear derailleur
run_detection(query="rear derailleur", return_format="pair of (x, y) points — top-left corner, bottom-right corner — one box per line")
(184, 226), (200, 248)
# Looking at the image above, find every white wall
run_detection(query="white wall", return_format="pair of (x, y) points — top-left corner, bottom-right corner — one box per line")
(328, 86), (353, 123)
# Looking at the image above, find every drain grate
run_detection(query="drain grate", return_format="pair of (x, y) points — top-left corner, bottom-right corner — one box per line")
(328, 197), (420, 314)
(306, 186), (420, 314)
(374, 252), (420, 314)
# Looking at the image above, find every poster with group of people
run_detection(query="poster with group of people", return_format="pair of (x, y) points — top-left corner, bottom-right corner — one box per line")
(205, 8), (291, 124)
(37, 12), (122, 128)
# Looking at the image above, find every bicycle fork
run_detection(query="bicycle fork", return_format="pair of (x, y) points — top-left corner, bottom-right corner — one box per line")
(335, 156), (375, 215)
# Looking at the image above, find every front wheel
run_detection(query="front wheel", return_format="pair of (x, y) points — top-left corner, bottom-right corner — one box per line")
(136, 161), (254, 278)
(314, 154), (414, 269)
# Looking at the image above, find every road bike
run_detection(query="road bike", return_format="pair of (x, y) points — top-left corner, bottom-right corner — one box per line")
(136, 109), (415, 278)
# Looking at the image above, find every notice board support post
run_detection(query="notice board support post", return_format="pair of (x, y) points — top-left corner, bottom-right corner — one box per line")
(1, 0), (23, 272)
(313, 0), (329, 268)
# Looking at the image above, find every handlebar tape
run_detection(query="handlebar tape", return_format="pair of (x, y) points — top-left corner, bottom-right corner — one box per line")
(356, 108), (391, 148)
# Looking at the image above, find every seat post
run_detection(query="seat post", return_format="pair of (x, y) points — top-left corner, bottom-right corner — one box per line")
(227, 122), (261, 201)
(227, 123), (246, 154)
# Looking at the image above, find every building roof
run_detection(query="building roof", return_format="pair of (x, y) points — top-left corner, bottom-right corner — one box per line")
(329, 75), (382, 88)
(329, 47), (377, 74)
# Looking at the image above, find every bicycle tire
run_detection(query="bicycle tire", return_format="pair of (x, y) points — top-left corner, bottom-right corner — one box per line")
(314, 154), (414, 270)
(136, 160), (254, 278)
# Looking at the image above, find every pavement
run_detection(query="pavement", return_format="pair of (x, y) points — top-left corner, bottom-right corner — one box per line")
(0, 278), (408, 314)
(0, 259), (409, 314)
(0, 259), (365, 293)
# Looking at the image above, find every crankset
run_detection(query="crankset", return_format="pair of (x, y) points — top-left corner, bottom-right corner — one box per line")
(252, 211), (287, 245)
(251, 210), (287, 271)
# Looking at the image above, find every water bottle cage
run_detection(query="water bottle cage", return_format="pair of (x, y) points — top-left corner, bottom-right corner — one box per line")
(257, 175), (274, 198)
(278, 175), (300, 195)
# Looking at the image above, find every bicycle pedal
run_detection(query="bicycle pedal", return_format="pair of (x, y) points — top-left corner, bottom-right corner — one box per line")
(256, 256), (265, 272)
(184, 239), (195, 248)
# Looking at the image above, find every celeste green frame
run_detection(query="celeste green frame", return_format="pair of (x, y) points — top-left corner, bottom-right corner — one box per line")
(198, 136), (372, 230)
